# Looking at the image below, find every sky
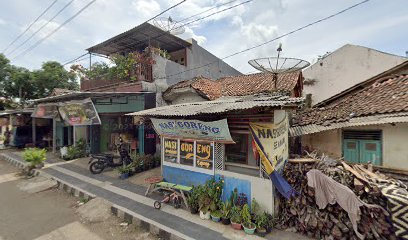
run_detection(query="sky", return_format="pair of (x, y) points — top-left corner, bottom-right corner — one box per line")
(0, 0), (407, 74)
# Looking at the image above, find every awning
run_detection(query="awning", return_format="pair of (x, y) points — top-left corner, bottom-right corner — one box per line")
(31, 104), (59, 119)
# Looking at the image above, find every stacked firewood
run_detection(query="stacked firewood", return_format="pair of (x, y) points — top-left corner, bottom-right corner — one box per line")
(277, 156), (396, 240)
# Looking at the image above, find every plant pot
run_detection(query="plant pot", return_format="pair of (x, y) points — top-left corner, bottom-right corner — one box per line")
(231, 221), (242, 230)
(199, 211), (211, 220)
(211, 214), (221, 222)
(256, 227), (267, 237)
(190, 207), (199, 214)
(119, 172), (129, 179)
(243, 223), (256, 235)
(221, 218), (231, 225)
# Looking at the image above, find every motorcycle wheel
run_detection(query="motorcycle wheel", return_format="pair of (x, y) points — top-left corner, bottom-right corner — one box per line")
(154, 201), (161, 209)
(89, 161), (105, 174)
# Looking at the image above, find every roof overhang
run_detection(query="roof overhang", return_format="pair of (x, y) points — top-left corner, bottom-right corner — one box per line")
(87, 22), (192, 56)
(290, 112), (408, 137)
(33, 92), (152, 104)
(0, 109), (34, 116)
(127, 94), (304, 119)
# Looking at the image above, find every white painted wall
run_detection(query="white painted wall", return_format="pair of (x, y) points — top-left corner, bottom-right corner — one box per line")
(303, 44), (407, 105)
(301, 123), (408, 170)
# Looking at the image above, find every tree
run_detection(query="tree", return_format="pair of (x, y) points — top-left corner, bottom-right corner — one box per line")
(0, 54), (12, 97)
(31, 61), (78, 98)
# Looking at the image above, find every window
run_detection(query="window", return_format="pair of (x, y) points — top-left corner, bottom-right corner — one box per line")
(225, 133), (248, 164)
(163, 139), (178, 163)
(162, 138), (214, 172)
(180, 140), (194, 166)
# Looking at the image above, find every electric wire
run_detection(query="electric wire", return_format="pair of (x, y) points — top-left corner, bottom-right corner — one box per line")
(7, 0), (74, 56)
(2, 0), (59, 53)
(12, 0), (97, 60)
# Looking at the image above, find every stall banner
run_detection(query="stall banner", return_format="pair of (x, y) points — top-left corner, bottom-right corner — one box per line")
(31, 104), (59, 119)
(250, 115), (295, 199)
(151, 118), (233, 142)
(58, 98), (101, 126)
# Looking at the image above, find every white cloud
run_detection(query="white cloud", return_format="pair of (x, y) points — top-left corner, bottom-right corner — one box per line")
(180, 26), (206, 45)
(25, 19), (61, 40)
(131, 0), (161, 17)
(0, 18), (6, 25)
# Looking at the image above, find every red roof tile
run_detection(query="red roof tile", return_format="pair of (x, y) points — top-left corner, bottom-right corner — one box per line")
(294, 74), (408, 126)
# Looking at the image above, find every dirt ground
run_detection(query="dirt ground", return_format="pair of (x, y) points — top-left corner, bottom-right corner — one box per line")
(0, 160), (158, 240)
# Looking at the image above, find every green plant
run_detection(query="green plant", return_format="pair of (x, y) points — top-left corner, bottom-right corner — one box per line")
(23, 148), (47, 167)
(230, 205), (242, 223)
(211, 210), (222, 218)
(116, 163), (134, 174)
(255, 212), (268, 230)
(221, 200), (232, 219)
(251, 198), (260, 216)
(241, 204), (252, 224)
(230, 188), (238, 206)
(187, 185), (202, 211)
(62, 139), (88, 160)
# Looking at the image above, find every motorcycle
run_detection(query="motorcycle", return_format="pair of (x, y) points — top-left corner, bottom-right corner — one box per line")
(88, 137), (132, 174)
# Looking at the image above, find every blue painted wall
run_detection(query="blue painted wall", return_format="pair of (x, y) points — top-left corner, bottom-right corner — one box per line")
(163, 165), (212, 187)
(163, 166), (252, 206)
(216, 174), (251, 206)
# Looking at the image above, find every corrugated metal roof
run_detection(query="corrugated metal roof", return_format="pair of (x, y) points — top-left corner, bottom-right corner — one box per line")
(0, 109), (34, 116)
(33, 91), (150, 103)
(127, 94), (304, 117)
(289, 112), (408, 136)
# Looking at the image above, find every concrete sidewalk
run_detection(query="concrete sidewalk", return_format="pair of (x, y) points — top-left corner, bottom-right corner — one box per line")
(0, 151), (310, 240)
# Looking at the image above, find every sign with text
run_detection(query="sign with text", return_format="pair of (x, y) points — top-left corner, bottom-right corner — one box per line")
(31, 104), (59, 119)
(58, 98), (101, 126)
(180, 141), (194, 166)
(195, 142), (213, 169)
(163, 139), (178, 163)
(151, 118), (233, 142)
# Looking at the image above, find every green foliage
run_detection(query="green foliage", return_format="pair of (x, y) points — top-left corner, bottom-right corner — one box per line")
(230, 205), (242, 223)
(251, 198), (260, 216)
(116, 163), (134, 174)
(211, 210), (222, 218)
(255, 212), (268, 229)
(230, 188), (238, 206)
(62, 139), (88, 160)
(221, 199), (232, 219)
(187, 185), (202, 211)
(23, 148), (47, 167)
(241, 204), (251, 224)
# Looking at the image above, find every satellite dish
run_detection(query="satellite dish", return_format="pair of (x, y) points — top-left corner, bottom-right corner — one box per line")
(152, 17), (185, 35)
(248, 44), (310, 88)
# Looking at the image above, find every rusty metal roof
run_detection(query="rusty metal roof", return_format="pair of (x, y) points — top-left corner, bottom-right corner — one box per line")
(289, 112), (408, 136)
(127, 94), (304, 118)
(87, 23), (192, 55)
(33, 91), (150, 103)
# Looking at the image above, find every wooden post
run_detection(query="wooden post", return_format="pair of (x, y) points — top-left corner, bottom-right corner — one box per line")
(52, 118), (56, 153)
(32, 118), (36, 146)
(73, 126), (76, 146)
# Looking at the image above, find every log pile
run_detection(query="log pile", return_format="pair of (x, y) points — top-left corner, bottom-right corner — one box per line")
(277, 156), (397, 240)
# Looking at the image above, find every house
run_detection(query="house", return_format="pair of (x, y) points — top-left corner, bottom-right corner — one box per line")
(82, 22), (241, 106)
(291, 65), (408, 170)
(162, 71), (304, 104)
(127, 72), (305, 213)
(303, 44), (407, 106)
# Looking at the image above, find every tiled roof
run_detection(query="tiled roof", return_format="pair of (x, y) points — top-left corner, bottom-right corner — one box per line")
(293, 74), (408, 126)
(49, 88), (75, 96)
(163, 71), (302, 101)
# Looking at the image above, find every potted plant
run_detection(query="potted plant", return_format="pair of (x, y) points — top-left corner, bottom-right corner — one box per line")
(255, 212), (269, 237)
(154, 156), (161, 167)
(198, 191), (212, 220)
(242, 204), (256, 234)
(230, 206), (242, 230)
(251, 198), (260, 221)
(221, 200), (232, 225)
(187, 185), (201, 214)
(23, 148), (47, 175)
(116, 164), (133, 179)
(211, 210), (222, 222)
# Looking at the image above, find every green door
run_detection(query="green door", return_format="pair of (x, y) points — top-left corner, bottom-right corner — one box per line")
(359, 140), (381, 165)
(343, 139), (359, 163)
(343, 138), (382, 165)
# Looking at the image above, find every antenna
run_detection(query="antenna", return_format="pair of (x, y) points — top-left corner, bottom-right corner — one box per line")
(152, 17), (185, 35)
(248, 44), (310, 88)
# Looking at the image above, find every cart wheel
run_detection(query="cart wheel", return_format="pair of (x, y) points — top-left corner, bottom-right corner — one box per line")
(154, 201), (161, 209)
(173, 198), (181, 209)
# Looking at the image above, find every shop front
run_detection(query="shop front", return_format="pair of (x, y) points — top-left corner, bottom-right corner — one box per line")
(127, 95), (302, 214)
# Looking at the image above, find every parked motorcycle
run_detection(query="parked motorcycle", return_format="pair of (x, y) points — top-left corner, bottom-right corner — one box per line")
(88, 137), (132, 174)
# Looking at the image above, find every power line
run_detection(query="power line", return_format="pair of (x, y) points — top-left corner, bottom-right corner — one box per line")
(12, 0), (97, 60)
(153, 0), (371, 81)
(2, 0), (59, 54)
(7, 0), (74, 56)
(62, 0), (187, 66)
(62, 53), (87, 65)
(178, 0), (240, 23)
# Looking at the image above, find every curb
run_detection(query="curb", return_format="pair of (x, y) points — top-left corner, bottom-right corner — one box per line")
(1, 154), (189, 240)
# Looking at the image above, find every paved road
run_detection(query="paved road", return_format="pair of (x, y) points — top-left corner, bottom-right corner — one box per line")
(0, 160), (155, 240)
